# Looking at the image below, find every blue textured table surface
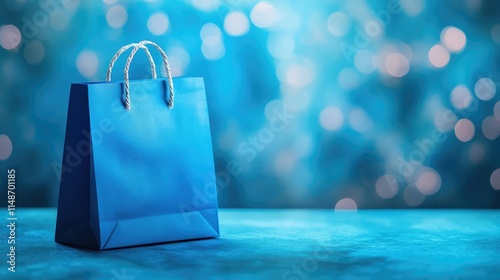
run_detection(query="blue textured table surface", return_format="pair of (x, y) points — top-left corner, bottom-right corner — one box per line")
(2, 209), (500, 279)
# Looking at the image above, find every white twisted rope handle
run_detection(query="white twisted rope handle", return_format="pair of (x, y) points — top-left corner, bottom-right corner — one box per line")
(124, 40), (174, 110)
(106, 41), (175, 110)
(106, 43), (157, 82)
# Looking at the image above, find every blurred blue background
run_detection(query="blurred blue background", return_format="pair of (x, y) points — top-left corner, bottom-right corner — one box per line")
(0, 0), (499, 208)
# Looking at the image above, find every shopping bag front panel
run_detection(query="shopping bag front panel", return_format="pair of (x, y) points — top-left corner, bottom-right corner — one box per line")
(86, 77), (218, 247)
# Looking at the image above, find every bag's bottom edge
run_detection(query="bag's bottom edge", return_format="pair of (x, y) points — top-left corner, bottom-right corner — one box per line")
(55, 234), (220, 251)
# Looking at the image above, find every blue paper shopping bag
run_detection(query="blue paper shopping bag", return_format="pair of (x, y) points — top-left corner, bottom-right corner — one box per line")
(55, 41), (219, 250)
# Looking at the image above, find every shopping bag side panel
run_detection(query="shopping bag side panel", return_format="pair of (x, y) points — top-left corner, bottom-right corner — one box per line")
(55, 84), (100, 250)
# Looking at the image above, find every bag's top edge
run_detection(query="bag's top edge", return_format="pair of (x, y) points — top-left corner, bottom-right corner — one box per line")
(72, 77), (203, 86)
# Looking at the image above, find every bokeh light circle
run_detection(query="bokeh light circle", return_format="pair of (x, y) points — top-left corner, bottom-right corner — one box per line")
(50, 11), (72, 31)
(349, 108), (373, 133)
(354, 50), (377, 74)
(0, 134), (13, 160)
(265, 99), (286, 120)
(76, 50), (99, 79)
(365, 21), (383, 38)
(224, 12), (250, 36)
(481, 116), (500, 140)
(327, 12), (351, 37)
(474, 78), (496, 101)
(319, 106), (344, 131)
(0, 25), (21, 50)
(274, 150), (296, 173)
(375, 174), (399, 199)
(428, 44), (450, 68)
(267, 33), (294, 59)
(491, 24), (500, 44)
(24, 40), (45, 65)
(454, 118), (475, 142)
(491, 169), (500, 190)
(106, 5), (128, 28)
(167, 47), (190, 76)
(385, 53), (410, 77)
(450, 85), (472, 110)
(200, 23), (222, 42)
(415, 169), (441, 195)
(434, 109), (457, 132)
(201, 41), (225, 60)
(404, 186), (426, 207)
(250, 1), (278, 28)
(294, 133), (313, 157)
(495, 101), (500, 120)
(147, 12), (169, 36)
(201, 23), (225, 60)
(285, 64), (314, 88)
(441, 26), (466, 53)
(401, 0), (425, 17)
(192, 0), (220, 12)
(63, 0), (80, 10)
(468, 142), (486, 164)
(335, 198), (358, 211)
(338, 68), (359, 89)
